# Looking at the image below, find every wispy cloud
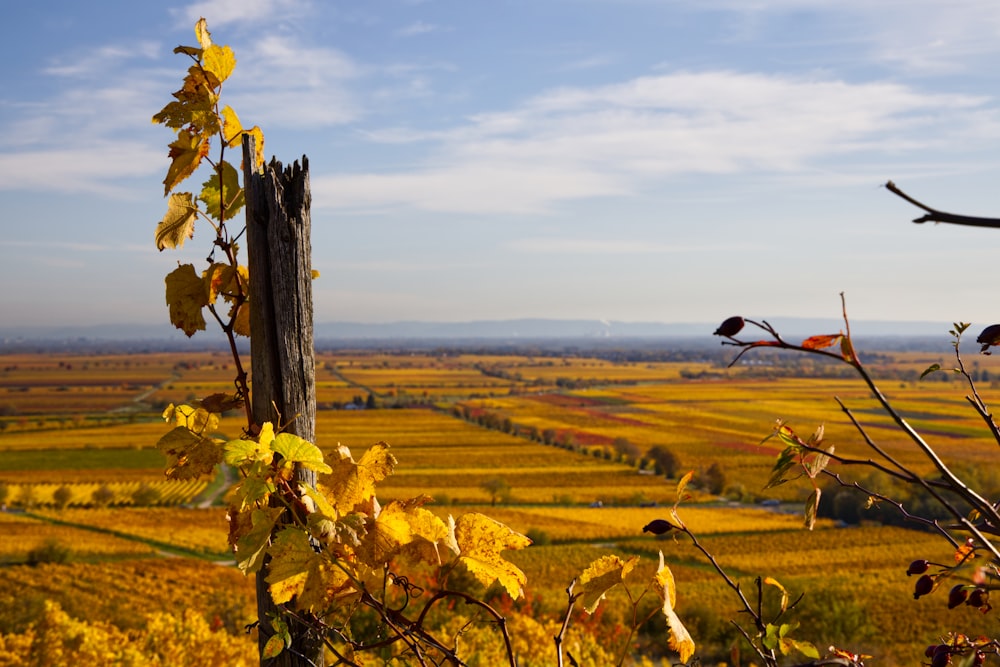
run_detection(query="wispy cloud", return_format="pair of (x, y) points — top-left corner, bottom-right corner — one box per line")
(314, 70), (998, 215)
(509, 238), (691, 254)
(173, 0), (311, 28)
(396, 21), (445, 37)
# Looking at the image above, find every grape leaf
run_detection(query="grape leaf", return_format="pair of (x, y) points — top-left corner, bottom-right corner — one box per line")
(224, 435), (273, 467)
(267, 527), (322, 605)
(156, 425), (222, 480)
(655, 551), (695, 664)
(221, 105), (243, 147)
(234, 506), (283, 574)
(319, 442), (396, 516)
(165, 263), (208, 337)
(155, 192), (199, 251)
(231, 299), (251, 337)
(195, 17), (212, 49)
(272, 433), (333, 475)
(577, 555), (638, 613)
(363, 500), (415, 564)
(162, 403), (219, 433)
(163, 130), (210, 195)
(199, 392), (242, 413)
(199, 161), (245, 221)
(246, 125), (265, 167)
(228, 460), (276, 510)
(295, 559), (356, 612)
(453, 512), (531, 599)
(202, 44), (235, 84)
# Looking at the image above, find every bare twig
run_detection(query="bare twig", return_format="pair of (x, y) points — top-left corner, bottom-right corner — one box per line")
(886, 181), (1000, 228)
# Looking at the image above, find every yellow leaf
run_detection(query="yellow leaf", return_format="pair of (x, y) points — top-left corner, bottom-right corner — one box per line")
(199, 161), (245, 221)
(202, 44), (235, 84)
(764, 576), (790, 612)
(152, 67), (218, 132)
(231, 301), (251, 337)
(155, 193), (199, 251)
(266, 526), (357, 612)
(203, 262), (234, 303)
(311, 269), (321, 280)
(319, 442), (396, 516)
(234, 506), (283, 574)
(195, 18), (212, 49)
(221, 105), (243, 147)
(156, 426), (222, 480)
(453, 512), (531, 599)
(162, 403), (219, 433)
(163, 130), (210, 195)
(364, 500), (415, 564)
(266, 527), (318, 605)
(246, 125), (265, 167)
(165, 263), (208, 337)
(295, 558), (356, 612)
(577, 555), (638, 613)
(655, 552), (695, 664)
(675, 470), (695, 507)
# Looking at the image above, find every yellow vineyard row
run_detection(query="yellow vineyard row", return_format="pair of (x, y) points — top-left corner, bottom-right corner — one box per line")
(2, 478), (208, 508)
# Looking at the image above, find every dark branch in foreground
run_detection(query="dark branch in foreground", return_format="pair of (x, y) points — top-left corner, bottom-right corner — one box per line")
(886, 181), (1000, 228)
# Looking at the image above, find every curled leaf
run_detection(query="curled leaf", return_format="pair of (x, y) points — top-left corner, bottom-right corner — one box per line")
(801, 333), (842, 350)
(655, 551), (695, 664)
(577, 555), (637, 613)
(764, 576), (789, 612)
(920, 363), (942, 379)
(155, 193), (199, 251)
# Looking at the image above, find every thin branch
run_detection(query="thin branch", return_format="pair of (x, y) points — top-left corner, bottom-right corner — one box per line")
(555, 581), (580, 667)
(885, 180), (1000, 228)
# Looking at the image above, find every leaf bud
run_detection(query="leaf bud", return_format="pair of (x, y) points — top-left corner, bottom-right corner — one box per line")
(977, 324), (1000, 354)
(913, 574), (935, 599)
(947, 584), (969, 609)
(931, 649), (952, 667)
(907, 559), (930, 576)
(967, 588), (990, 610)
(713, 316), (745, 337)
(642, 519), (675, 535)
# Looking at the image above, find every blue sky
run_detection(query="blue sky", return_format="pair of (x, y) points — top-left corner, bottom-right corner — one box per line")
(3, 1), (1000, 332)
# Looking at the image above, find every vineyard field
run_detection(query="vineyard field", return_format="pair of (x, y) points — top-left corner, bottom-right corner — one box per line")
(2, 347), (999, 664)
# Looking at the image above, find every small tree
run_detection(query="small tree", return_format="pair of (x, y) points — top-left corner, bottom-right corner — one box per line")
(611, 437), (641, 465)
(52, 485), (73, 510)
(647, 444), (681, 478)
(480, 476), (511, 506)
(91, 485), (116, 508)
(699, 462), (727, 495)
(131, 484), (162, 506)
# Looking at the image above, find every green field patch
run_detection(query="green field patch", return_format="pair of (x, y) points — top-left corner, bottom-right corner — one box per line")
(0, 447), (164, 472)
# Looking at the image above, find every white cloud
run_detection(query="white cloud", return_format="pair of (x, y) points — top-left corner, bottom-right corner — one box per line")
(0, 142), (163, 197)
(678, 0), (1000, 73)
(509, 239), (690, 254)
(174, 0), (309, 28)
(227, 35), (362, 128)
(313, 70), (998, 215)
(396, 21), (444, 37)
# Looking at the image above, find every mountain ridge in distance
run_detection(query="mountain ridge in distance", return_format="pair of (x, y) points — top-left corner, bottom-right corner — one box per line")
(0, 317), (965, 344)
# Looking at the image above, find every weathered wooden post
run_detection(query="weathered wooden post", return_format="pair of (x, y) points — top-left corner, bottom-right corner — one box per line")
(242, 135), (324, 666)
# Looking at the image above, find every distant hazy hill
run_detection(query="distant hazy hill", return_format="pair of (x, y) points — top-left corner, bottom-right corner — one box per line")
(0, 317), (960, 345)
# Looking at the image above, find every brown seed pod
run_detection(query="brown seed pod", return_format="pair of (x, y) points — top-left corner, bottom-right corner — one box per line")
(642, 519), (675, 535)
(713, 316), (745, 337)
